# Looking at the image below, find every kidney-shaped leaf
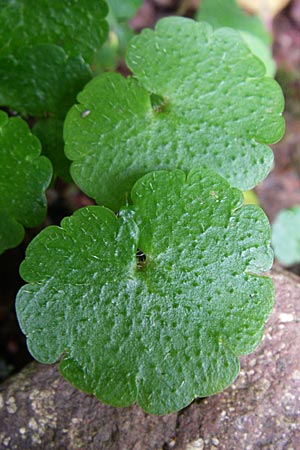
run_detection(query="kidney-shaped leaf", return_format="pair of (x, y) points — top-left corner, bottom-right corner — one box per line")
(16, 168), (274, 414)
(0, 111), (52, 254)
(64, 17), (284, 210)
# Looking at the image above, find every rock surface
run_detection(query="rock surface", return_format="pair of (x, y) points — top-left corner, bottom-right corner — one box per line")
(1, 267), (300, 450)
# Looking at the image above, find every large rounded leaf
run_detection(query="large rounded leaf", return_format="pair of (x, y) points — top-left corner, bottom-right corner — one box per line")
(64, 17), (284, 210)
(16, 168), (274, 414)
(0, 111), (52, 253)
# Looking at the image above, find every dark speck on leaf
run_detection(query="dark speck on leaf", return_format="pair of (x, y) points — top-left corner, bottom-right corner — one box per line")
(136, 248), (146, 268)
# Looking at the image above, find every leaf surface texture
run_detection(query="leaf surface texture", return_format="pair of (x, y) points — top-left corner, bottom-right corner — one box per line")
(16, 168), (274, 414)
(0, 111), (52, 253)
(65, 17), (284, 209)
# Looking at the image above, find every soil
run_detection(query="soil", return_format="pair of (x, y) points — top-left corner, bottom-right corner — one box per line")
(1, 0), (300, 382)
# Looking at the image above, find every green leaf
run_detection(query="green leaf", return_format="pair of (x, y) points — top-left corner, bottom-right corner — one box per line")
(16, 168), (274, 414)
(196, 0), (271, 45)
(272, 206), (300, 266)
(0, 111), (52, 254)
(33, 118), (72, 182)
(0, 0), (108, 117)
(0, 0), (108, 62)
(197, 0), (275, 77)
(239, 31), (275, 77)
(64, 17), (285, 210)
(0, 44), (92, 118)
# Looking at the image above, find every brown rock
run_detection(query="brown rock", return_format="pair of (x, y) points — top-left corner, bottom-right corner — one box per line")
(1, 267), (300, 449)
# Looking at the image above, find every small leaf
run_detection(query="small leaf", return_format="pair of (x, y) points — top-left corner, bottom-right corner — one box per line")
(0, 111), (52, 254)
(0, 45), (91, 118)
(272, 206), (300, 266)
(16, 168), (274, 414)
(0, 0), (108, 62)
(64, 17), (284, 210)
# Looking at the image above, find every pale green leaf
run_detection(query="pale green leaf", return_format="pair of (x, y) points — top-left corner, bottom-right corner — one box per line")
(239, 31), (275, 77)
(196, 0), (271, 44)
(197, 0), (275, 76)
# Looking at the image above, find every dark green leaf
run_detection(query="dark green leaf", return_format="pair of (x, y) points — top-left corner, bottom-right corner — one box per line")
(64, 17), (284, 210)
(0, 0), (108, 117)
(0, 0), (108, 62)
(272, 206), (300, 266)
(0, 111), (52, 253)
(16, 168), (274, 414)
(0, 45), (91, 118)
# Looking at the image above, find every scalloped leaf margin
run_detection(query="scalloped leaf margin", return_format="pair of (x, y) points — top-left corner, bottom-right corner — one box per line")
(16, 168), (274, 414)
(64, 17), (284, 210)
(0, 111), (52, 253)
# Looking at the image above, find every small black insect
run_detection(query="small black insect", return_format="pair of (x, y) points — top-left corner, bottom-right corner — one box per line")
(136, 248), (146, 268)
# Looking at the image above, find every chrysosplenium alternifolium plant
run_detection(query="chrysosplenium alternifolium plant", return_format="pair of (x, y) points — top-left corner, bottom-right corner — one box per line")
(15, 15), (284, 414)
